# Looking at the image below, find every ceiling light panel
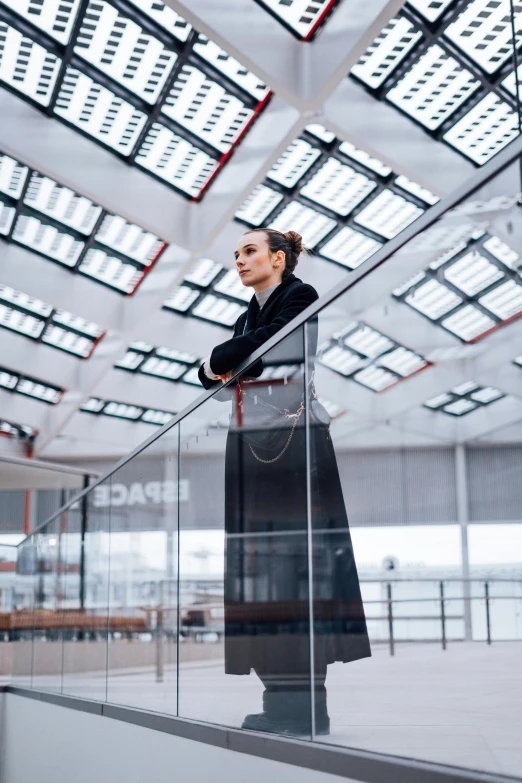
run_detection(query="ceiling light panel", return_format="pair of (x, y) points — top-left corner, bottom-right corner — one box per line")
(192, 294), (246, 326)
(305, 124), (336, 143)
(184, 258), (223, 287)
(424, 382), (504, 416)
(445, 0), (522, 74)
(79, 248), (143, 293)
(443, 94), (519, 165)
(41, 326), (95, 357)
(141, 409), (173, 425)
(194, 36), (269, 101)
(12, 215), (84, 266)
(386, 45), (480, 130)
(0, 200), (15, 235)
(1, 0), (81, 44)
(54, 67), (147, 154)
(319, 321), (429, 390)
(180, 366), (201, 385)
(135, 123), (218, 197)
(351, 16), (423, 89)
(407, 0), (454, 22)
(0, 153), (28, 199)
(104, 401), (143, 420)
(443, 251), (504, 295)
(0, 303), (44, 338)
(479, 279), (522, 320)
(140, 356), (186, 379)
(354, 188), (423, 238)
(162, 64), (254, 153)
(164, 285), (201, 313)
(95, 214), (164, 265)
(300, 157), (377, 217)
(24, 173), (102, 234)
(0, 366), (63, 404)
(0, 22), (62, 105)
(404, 277), (464, 318)
(338, 141), (392, 177)
(268, 201), (336, 248)
(235, 185), (283, 226)
(75, 1), (178, 104)
(441, 303), (496, 340)
(395, 175), (439, 205)
(213, 268), (253, 302)
(319, 226), (382, 269)
(254, 0), (340, 39)
(0, 418), (37, 441)
(115, 350), (144, 370)
(268, 139), (321, 188)
(125, 0), (192, 41)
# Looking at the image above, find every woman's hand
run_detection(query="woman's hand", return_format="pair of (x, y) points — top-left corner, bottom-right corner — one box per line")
(218, 371), (233, 383)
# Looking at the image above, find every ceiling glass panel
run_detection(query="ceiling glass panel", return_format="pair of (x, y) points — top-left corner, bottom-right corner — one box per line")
(135, 123), (219, 197)
(407, 0), (454, 22)
(213, 268), (252, 302)
(351, 16), (422, 89)
(268, 139), (321, 188)
(0, 153), (28, 199)
(0, 21), (62, 105)
(300, 156), (377, 217)
(268, 200), (337, 247)
(24, 173), (102, 234)
(12, 214), (85, 266)
(79, 248), (144, 293)
(194, 35), (270, 101)
(235, 184), (283, 226)
(75, 0), (178, 103)
(126, 0), (192, 41)
(354, 189), (423, 238)
(163, 285), (201, 313)
(55, 67), (148, 154)
(386, 45), (480, 131)
(95, 214), (164, 265)
(0, 200), (15, 235)
(424, 382), (504, 415)
(319, 226), (382, 269)
(162, 64), (254, 153)
(443, 94), (519, 165)
(184, 258), (223, 287)
(0, 366), (63, 403)
(192, 294), (246, 326)
(0, 0), (81, 44)
(338, 141), (392, 177)
(253, 0), (341, 40)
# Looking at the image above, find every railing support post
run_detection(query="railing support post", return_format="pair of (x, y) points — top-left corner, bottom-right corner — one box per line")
(387, 583), (394, 657)
(485, 582), (492, 645)
(440, 581), (447, 650)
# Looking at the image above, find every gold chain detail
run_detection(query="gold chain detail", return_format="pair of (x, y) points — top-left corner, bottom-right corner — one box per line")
(248, 402), (304, 464)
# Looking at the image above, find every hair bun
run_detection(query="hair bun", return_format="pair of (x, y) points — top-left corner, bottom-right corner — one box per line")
(284, 230), (304, 257)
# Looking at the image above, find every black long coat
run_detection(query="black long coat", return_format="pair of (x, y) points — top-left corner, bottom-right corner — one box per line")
(199, 275), (370, 676)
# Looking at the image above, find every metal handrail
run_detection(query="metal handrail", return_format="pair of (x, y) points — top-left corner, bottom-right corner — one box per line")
(16, 131), (522, 543)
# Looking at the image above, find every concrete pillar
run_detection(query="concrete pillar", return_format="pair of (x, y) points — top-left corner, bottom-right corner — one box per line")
(455, 444), (473, 641)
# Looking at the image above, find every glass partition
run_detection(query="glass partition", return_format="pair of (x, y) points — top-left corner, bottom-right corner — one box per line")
(6, 139), (522, 779)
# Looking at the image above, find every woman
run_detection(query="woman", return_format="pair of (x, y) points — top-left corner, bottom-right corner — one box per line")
(199, 229), (370, 737)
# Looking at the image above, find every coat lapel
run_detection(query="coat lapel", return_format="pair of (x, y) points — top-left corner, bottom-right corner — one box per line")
(252, 275), (299, 328)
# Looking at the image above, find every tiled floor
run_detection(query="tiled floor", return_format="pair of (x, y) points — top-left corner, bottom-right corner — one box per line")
(28, 641), (522, 778)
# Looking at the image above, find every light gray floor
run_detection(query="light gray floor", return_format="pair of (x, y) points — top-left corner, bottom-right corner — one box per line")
(28, 642), (522, 778)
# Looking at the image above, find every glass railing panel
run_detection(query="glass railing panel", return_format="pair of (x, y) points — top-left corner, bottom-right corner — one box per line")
(302, 147), (522, 776)
(0, 543), (20, 683)
(178, 326), (313, 738)
(106, 427), (179, 714)
(62, 478), (110, 701)
(12, 537), (36, 686)
(31, 518), (63, 692)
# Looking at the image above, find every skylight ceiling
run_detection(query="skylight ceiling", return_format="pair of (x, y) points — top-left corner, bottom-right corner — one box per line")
(0, 0), (271, 200)
(0, 284), (105, 358)
(115, 341), (200, 385)
(0, 151), (166, 294)
(350, 0), (522, 165)
(235, 124), (438, 267)
(0, 417), (37, 444)
(318, 321), (431, 391)
(424, 381), (505, 416)
(253, 0), (342, 40)
(163, 257), (251, 327)
(393, 231), (522, 342)
(80, 397), (175, 425)
(0, 365), (64, 404)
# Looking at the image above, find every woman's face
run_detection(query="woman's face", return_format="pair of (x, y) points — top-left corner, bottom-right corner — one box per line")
(234, 231), (285, 289)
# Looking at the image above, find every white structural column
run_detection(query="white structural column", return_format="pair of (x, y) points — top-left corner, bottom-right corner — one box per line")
(455, 444), (472, 642)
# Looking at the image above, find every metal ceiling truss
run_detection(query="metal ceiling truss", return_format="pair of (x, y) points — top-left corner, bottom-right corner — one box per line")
(0, 0), (271, 201)
(234, 123), (438, 267)
(0, 149), (167, 295)
(350, 0), (522, 167)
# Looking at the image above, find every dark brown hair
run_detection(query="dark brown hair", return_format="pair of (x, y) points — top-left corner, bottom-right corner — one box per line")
(244, 228), (306, 278)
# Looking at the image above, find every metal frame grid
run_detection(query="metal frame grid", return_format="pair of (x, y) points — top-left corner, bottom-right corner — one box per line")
(80, 396), (175, 424)
(392, 230), (522, 343)
(0, 0), (272, 201)
(424, 380), (506, 416)
(0, 283), (106, 358)
(349, 0), (522, 166)
(234, 124), (439, 266)
(0, 364), (64, 404)
(162, 257), (250, 328)
(114, 340), (201, 386)
(0, 149), (167, 295)
(252, 0), (342, 41)
(317, 320), (432, 392)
